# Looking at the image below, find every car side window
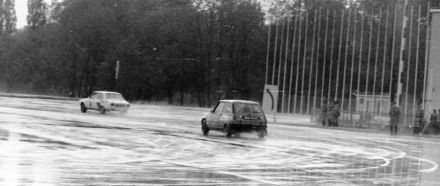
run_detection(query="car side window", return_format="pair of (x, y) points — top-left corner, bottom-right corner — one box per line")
(222, 103), (232, 113)
(235, 103), (260, 114)
(90, 93), (97, 99)
(214, 103), (224, 113)
(97, 93), (103, 100)
(211, 102), (220, 112)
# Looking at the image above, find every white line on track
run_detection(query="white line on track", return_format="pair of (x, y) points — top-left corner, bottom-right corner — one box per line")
(406, 155), (439, 173)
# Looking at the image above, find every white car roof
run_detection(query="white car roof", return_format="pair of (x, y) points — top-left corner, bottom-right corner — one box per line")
(220, 99), (260, 105)
(93, 91), (121, 94)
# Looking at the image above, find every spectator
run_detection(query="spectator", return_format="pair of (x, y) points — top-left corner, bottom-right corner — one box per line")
(426, 110), (438, 134)
(327, 102), (334, 126)
(389, 103), (400, 135)
(429, 110), (437, 122)
(329, 100), (340, 127)
(434, 109), (440, 134)
(321, 101), (328, 126)
(413, 105), (424, 135)
(437, 109), (440, 124)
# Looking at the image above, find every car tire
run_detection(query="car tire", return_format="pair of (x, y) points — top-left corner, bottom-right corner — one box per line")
(224, 124), (232, 138)
(257, 129), (267, 139)
(201, 119), (209, 135)
(80, 103), (87, 113)
(99, 106), (106, 114)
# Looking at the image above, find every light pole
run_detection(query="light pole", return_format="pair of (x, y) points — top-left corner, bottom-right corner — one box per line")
(396, 0), (409, 106)
(114, 60), (120, 91)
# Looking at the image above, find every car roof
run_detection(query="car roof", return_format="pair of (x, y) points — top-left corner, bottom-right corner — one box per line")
(220, 99), (260, 104)
(93, 91), (121, 94)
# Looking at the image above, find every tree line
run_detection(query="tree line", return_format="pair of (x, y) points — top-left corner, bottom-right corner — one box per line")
(0, 0), (438, 107)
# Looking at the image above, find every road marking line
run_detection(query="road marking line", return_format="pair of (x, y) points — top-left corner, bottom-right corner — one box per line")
(406, 155), (439, 173)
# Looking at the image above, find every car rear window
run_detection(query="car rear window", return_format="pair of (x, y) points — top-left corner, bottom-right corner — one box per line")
(234, 103), (262, 114)
(106, 93), (124, 100)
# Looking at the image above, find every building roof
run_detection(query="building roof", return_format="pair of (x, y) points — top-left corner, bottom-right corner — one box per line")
(220, 99), (260, 104)
(354, 93), (390, 98)
(93, 91), (121, 94)
(431, 8), (440, 13)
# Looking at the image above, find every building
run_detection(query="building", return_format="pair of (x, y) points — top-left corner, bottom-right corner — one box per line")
(426, 8), (440, 117)
(355, 93), (390, 114)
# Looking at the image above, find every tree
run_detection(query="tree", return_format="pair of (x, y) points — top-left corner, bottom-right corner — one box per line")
(27, 0), (47, 29)
(0, 0), (16, 35)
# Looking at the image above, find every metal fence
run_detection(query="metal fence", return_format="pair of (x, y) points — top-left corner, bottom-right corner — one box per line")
(265, 3), (432, 128)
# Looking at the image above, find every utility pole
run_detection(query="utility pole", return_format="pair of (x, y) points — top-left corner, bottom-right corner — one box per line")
(115, 60), (120, 90)
(396, 0), (409, 106)
(115, 60), (120, 80)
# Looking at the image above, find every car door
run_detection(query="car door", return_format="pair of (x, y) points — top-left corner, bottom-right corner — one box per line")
(87, 92), (97, 109)
(207, 102), (224, 128)
(94, 93), (104, 109)
(220, 102), (233, 124)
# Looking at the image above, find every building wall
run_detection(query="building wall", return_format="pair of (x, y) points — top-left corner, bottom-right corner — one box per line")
(426, 9), (440, 116)
(356, 96), (390, 114)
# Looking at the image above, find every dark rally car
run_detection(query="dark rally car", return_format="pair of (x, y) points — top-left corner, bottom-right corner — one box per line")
(201, 100), (268, 138)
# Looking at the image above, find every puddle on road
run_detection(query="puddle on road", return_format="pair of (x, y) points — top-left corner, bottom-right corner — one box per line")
(0, 129), (96, 150)
(0, 128), (9, 141)
(16, 113), (132, 131)
(1, 99), (439, 185)
(119, 131), (435, 186)
(19, 133), (97, 150)
(60, 120), (131, 130)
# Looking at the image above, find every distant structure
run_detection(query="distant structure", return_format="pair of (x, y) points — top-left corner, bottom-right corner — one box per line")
(426, 8), (440, 117)
(355, 93), (390, 114)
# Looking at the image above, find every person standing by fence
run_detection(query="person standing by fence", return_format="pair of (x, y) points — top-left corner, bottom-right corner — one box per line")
(327, 102), (334, 126)
(389, 103), (400, 135)
(425, 110), (438, 134)
(434, 110), (440, 134)
(413, 105), (424, 135)
(429, 110), (437, 122)
(321, 101), (328, 126)
(329, 100), (340, 127)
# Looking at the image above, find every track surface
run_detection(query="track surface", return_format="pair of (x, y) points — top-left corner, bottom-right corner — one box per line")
(0, 97), (439, 185)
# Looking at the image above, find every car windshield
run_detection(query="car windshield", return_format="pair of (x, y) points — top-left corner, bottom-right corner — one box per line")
(234, 103), (262, 114)
(106, 93), (123, 100)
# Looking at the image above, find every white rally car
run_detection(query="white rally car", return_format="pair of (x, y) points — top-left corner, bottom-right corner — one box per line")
(79, 91), (129, 114)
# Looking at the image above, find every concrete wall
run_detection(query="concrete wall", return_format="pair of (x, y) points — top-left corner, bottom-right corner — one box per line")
(426, 9), (440, 115)
(356, 95), (390, 114)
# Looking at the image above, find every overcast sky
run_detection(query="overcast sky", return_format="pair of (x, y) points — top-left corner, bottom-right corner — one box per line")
(15, 0), (28, 28)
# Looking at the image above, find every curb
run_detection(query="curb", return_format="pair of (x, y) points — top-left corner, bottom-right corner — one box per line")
(0, 93), (78, 101)
(272, 121), (440, 138)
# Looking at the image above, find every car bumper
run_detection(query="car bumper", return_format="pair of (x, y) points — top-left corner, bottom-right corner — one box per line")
(229, 121), (267, 131)
(107, 105), (129, 112)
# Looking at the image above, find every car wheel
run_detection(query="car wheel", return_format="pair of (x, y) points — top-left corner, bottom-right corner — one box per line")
(80, 103), (87, 113)
(99, 106), (106, 114)
(201, 119), (209, 135)
(224, 124), (232, 138)
(257, 129), (267, 139)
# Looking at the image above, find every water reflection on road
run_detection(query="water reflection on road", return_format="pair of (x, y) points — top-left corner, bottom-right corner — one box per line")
(0, 97), (438, 185)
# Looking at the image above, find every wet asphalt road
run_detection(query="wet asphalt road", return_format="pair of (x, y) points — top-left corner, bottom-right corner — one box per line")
(0, 97), (439, 185)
